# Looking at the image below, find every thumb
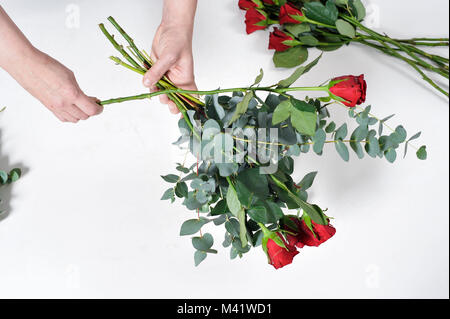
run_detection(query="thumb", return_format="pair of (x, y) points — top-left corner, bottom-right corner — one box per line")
(143, 55), (176, 88)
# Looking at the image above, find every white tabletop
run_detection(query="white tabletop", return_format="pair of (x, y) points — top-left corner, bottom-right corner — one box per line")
(0, 0), (448, 298)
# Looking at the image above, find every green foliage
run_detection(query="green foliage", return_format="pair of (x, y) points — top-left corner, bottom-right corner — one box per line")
(277, 54), (322, 88)
(0, 168), (21, 215)
(336, 19), (356, 38)
(273, 46), (309, 68)
(161, 81), (426, 264)
(100, 16), (429, 268)
(304, 1), (339, 26)
(245, 0), (449, 98)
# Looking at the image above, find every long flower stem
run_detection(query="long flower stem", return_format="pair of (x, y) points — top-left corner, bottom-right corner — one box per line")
(356, 39), (449, 78)
(396, 37), (449, 42)
(341, 16), (449, 97)
(356, 34), (449, 70)
(394, 38), (449, 46)
(346, 16), (441, 68)
(99, 23), (145, 71)
(100, 19), (204, 110)
(99, 86), (330, 106)
(107, 16), (148, 67)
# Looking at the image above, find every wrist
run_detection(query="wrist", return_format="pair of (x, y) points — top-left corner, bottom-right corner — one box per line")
(161, 0), (197, 34)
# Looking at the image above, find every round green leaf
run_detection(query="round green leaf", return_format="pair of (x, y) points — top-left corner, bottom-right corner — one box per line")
(416, 146), (427, 160)
(192, 233), (214, 251)
(180, 218), (209, 236)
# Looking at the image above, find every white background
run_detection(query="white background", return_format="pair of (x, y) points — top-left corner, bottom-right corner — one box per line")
(0, 0), (448, 299)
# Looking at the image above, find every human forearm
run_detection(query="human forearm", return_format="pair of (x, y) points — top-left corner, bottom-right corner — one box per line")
(162, 0), (198, 34)
(0, 6), (39, 77)
(143, 0), (198, 113)
(0, 5), (102, 122)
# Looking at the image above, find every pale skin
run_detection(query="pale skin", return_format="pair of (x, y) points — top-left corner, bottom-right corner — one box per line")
(143, 0), (198, 114)
(0, 0), (198, 121)
(0, 6), (103, 123)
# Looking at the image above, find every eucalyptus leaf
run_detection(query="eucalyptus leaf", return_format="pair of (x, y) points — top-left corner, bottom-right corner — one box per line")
(180, 218), (210, 236)
(194, 250), (207, 266)
(161, 174), (179, 183)
(226, 186), (241, 217)
(192, 233), (214, 251)
(416, 146), (427, 160)
(335, 140), (350, 161)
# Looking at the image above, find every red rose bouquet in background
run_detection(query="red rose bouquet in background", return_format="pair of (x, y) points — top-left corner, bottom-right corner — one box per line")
(240, 0), (449, 98)
(99, 17), (427, 269)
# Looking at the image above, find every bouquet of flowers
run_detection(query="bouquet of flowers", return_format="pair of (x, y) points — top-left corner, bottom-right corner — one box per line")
(239, 0), (449, 97)
(99, 17), (427, 269)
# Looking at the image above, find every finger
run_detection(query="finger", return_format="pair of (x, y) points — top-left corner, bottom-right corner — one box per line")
(143, 54), (177, 88)
(52, 112), (68, 123)
(76, 95), (103, 116)
(180, 82), (198, 93)
(159, 94), (170, 104)
(66, 104), (89, 121)
(168, 102), (180, 114)
(60, 110), (79, 123)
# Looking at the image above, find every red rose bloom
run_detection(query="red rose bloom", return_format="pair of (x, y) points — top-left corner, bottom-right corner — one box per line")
(279, 3), (303, 24)
(267, 234), (299, 269)
(245, 8), (268, 34)
(262, 0), (275, 4)
(269, 28), (293, 52)
(329, 75), (367, 107)
(284, 217), (336, 247)
(238, 0), (259, 10)
(284, 218), (305, 248)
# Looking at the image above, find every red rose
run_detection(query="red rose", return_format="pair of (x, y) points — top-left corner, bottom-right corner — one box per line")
(279, 3), (303, 24)
(284, 217), (336, 247)
(329, 75), (367, 107)
(245, 8), (268, 34)
(262, 0), (275, 4)
(284, 218), (305, 248)
(269, 27), (294, 52)
(267, 233), (299, 269)
(238, 0), (260, 10)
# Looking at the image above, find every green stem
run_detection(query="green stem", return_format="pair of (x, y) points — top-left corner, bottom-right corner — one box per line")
(301, 16), (337, 30)
(396, 37), (449, 42)
(100, 86), (330, 106)
(356, 34), (449, 68)
(342, 16), (449, 97)
(394, 38), (449, 46)
(109, 56), (145, 75)
(99, 23), (145, 71)
(348, 17), (442, 70)
(107, 16), (148, 67)
(355, 39), (449, 78)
